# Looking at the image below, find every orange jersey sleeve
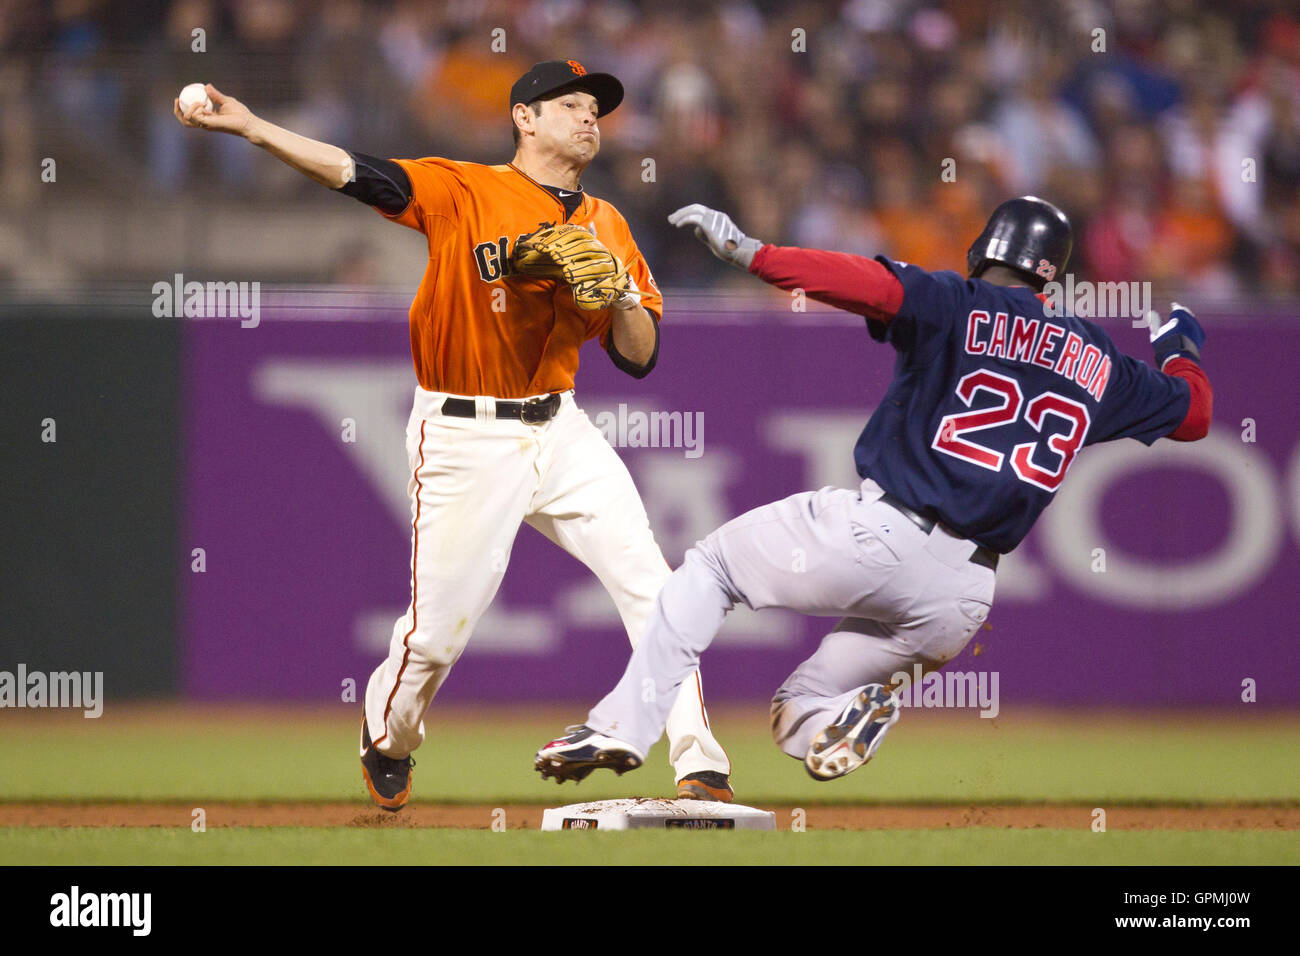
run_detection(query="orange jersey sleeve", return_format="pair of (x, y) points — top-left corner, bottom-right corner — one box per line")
(379, 157), (467, 236)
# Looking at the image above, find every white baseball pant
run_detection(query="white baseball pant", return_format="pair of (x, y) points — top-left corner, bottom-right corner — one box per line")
(586, 478), (996, 760)
(364, 386), (730, 780)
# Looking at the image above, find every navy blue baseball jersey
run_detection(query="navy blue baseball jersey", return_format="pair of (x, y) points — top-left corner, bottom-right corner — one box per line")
(854, 258), (1191, 553)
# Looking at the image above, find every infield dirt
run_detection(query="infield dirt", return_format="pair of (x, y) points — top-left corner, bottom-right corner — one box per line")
(3, 802), (1297, 831)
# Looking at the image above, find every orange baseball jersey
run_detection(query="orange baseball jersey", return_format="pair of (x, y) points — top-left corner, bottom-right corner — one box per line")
(379, 158), (663, 398)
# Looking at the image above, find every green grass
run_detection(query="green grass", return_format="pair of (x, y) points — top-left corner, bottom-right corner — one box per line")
(2, 705), (1297, 805)
(2, 827), (1297, 866)
(3, 705), (1297, 865)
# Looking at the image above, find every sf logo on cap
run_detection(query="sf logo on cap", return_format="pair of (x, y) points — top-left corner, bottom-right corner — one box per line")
(566, 60), (587, 76)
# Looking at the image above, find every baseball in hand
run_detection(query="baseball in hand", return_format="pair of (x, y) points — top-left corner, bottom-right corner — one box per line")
(178, 83), (213, 113)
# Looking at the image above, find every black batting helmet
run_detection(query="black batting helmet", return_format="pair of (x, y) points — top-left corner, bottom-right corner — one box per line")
(966, 196), (1072, 291)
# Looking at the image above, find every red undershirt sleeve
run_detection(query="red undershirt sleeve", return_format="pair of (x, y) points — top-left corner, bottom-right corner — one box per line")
(748, 245), (904, 321)
(1163, 357), (1213, 441)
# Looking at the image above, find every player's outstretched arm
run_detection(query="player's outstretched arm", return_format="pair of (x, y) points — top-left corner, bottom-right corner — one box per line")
(668, 203), (903, 321)
(174, 84), (353, 189)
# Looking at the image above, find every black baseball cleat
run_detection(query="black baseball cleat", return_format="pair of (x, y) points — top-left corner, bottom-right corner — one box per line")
(360, 718), (414, 812)
(676, 770), (735, 803)
(534, 725), (645, 784)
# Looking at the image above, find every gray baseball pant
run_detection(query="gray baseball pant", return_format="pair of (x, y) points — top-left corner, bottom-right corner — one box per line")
(586, 478), (996, 760)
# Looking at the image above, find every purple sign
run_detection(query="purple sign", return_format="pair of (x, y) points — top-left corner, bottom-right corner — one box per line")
(180, 303), (1300, 704)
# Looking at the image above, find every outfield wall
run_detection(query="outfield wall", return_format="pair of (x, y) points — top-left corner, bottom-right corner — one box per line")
(175, 303), (1300, 706)
(3, 303), (1294, 704)
(1, 315), (179, 696)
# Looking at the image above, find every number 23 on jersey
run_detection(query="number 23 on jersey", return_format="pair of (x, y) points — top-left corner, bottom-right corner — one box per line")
(932, 369), (1091, 492)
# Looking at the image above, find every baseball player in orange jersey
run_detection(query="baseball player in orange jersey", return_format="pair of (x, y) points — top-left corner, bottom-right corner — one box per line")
(174, 59), (734, 808)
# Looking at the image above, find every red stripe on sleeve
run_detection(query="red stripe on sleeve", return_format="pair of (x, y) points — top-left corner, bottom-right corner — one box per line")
(1164, 357), (1213, 441)
(749, 245), (904, 321)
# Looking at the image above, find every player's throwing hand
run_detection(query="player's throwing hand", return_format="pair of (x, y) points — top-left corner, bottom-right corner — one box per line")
(173, 84), (252, 136)
(667, 203), (762, 269)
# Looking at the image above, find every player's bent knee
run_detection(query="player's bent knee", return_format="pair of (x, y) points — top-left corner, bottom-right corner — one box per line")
(682, 538), (731, 586)
(915, 607), (987, 668)
(401, 626), (468, 668)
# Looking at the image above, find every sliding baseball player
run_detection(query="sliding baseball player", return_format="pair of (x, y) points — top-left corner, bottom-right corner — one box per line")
(536, 196), (1213, 785)
(175, 59), (733, 809)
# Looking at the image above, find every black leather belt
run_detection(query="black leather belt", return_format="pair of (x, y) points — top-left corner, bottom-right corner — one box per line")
(877, 493), (1000, 571)
(441, 393), (562, 425)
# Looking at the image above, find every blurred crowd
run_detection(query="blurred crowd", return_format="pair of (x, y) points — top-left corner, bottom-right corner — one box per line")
(2, 0), (1300, 297)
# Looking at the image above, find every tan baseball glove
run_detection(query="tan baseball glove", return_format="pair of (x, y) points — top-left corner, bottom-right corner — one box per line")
(511, 224), (643, 311)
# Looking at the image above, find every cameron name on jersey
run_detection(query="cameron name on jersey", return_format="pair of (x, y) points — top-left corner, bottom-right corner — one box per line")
(962, 309), (1112, 402)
